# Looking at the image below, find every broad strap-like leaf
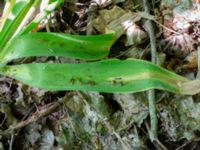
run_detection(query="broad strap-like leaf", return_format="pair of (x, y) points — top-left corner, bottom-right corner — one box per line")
(1, 59), (199, 95)
(0, 33), (114, 63)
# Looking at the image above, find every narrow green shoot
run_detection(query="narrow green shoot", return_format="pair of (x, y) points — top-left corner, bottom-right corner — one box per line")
(20, 0), (64, 35)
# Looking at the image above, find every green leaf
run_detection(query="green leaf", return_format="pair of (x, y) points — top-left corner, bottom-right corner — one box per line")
(0, 33), (114, 63)
(0, 0), (64, 48)
(0, 0), (16, 31)
(0, 0), (34, 48)
(0, 59), (199, 95)
(11, 0), (41, 37)
(20, 0), (64, 35)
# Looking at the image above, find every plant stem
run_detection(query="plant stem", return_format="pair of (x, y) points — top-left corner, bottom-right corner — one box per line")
(148, 90), (157, 140)
(196, 46), (200, 79)
(143, 0), (157, 140)
(86, 2), (97, 35)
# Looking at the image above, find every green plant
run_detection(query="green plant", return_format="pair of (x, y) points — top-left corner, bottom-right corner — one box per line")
(0, 0), (199, 95)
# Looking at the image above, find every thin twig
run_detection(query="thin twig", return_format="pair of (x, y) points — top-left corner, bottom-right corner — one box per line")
(154, 138), (168, 150)
(145, 121), (167, 150)
(143, 0), (158, 141)
(9, 134), (14, 150)
(9, 103), (60, 131)
(154, 20), (181, 35)
(175, 137), (200, 150)
(0, 93), (72, 138)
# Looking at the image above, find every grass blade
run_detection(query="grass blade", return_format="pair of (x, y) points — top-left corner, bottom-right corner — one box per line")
(12, 0), (41, 37)
(0, 33), (114, 63)
(20, 0), (64, 35)
(0, 59), (198, 95)
(0, 0), (34, 49)
(0, 0), (16, 32)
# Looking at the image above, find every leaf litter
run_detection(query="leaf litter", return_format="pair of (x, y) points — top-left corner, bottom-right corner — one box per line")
(1, 0), (200, 149)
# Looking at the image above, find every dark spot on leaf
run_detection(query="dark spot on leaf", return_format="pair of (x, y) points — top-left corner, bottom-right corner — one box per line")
(79, 46), (84, 49)
(87, 75), (92, 78)
(76, 77), (83, 85)
(68, 77), (83, 85)
(60, 42), (65, 47)
(112, 77), (125, 86)
(87, 80), (96, 86)
(50, 41), (57, 46)
(55, 74), (66, 80)
(38, 38), (49, 43)
(68, 77), (76, 85)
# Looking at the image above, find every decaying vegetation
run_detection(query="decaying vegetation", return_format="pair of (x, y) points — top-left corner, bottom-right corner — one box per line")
(1, 0), (200, 149)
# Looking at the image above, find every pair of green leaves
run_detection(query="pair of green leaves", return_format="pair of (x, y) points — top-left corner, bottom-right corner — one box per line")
(0, 0), (199, 95)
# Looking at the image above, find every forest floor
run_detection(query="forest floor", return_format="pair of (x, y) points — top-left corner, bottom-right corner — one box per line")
(1, 0), (200, 149)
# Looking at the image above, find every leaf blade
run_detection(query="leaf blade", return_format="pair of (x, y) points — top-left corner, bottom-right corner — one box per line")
(1, 59), (197, 95)
(0, 0), (34, 48)
(20, 0), (64, 35)
(0, 33), (114, 62)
